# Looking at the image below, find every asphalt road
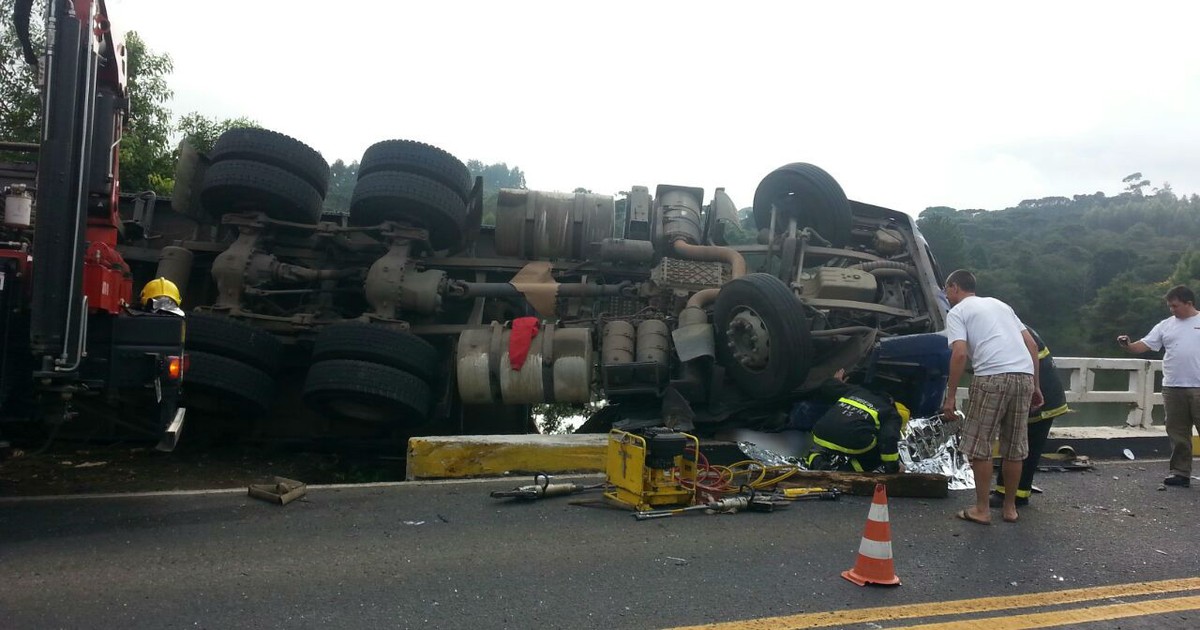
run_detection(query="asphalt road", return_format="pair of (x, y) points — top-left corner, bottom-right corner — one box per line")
(1, 460), (1198, 629)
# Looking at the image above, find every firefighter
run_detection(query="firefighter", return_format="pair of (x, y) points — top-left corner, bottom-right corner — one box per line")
(138, 277), (184, 317)
(804, 369), (909, 474)
(991, 327), (1070, 507)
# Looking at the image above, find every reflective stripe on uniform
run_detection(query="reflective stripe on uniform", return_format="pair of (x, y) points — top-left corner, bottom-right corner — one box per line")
(838, 397), (880, 427)
(880, 452), (899, 462)
(997, 486), (1034, 498)
(1039, 403), (1070, 421)
(813, 434), (877, 455)
(1038, 347), (1051, 359)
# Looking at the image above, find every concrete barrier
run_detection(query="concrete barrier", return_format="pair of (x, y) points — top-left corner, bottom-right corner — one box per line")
(406, 434), (607, 480)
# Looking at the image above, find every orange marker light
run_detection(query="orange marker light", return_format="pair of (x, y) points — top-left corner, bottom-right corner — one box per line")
(167, 355), (188, 380)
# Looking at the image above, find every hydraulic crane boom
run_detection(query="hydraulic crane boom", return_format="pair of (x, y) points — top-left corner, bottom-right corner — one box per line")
(26, 0), (131, 371)
(4, 0), (186, 451)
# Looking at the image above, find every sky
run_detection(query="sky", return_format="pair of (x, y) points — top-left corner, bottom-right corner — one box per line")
(107, 0), (1200, 216)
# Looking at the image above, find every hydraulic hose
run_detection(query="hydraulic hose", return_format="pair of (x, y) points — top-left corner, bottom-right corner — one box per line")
(14, 0), (37, 66)
(671, 239), (747, 279)
(849, 260), (918, 281)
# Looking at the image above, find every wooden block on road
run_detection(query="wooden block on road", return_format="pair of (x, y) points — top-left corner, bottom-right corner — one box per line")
(778, 470), (948, 498)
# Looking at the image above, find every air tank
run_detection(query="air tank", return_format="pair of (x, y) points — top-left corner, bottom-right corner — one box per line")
(494, 189), (615, 260)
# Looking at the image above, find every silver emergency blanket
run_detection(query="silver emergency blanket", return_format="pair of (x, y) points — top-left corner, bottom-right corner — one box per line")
(899, 411), (974, 489)
(737, 441), (805, 468)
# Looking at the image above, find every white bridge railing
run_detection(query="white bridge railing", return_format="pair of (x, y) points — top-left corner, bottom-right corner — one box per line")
(955, 357), (1164, 429)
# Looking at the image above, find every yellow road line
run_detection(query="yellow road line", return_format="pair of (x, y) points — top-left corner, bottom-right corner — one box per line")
(896, 594), (1200, 629)
(671, 577), (1200, 629)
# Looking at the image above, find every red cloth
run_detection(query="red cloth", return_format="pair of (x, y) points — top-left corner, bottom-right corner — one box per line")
(508, 317), (540, 371)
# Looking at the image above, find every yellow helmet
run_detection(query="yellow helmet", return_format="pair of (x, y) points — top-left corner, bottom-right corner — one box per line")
(140, 277), (182, 307)
(894, 401), (912, 428)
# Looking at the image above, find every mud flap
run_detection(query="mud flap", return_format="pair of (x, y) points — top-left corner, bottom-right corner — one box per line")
(155, 407), (186, 452)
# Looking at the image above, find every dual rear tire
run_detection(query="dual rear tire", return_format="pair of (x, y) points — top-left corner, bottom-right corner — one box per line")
(302, 323), (438, 427)
(349, 139), (471, 250)
(199, 127), (330, 224)
(183, 313), (282, 418)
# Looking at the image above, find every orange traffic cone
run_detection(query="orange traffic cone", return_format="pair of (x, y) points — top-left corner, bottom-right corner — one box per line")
(842, 483), (901, 586)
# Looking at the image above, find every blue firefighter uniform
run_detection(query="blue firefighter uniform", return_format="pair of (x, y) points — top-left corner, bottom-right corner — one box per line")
(994, 327), (1070, 505)
(804, 378), (907, 474)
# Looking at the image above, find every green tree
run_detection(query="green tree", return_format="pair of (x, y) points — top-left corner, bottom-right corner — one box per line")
(1086, 247), (1141, 298)
(1122, 172), (1150, 197)
(1167, 249), (1200, 288)
(323, 159), (358, 214)
(176, 112), (256, 154)
(917, 214), (968, 274)
(0, 0), (43, 157)
(1083, 272), (1167, 355)
(119, 32), (175, 195)
(466, 160), (526, 226)
(535, 401), (604, 434)
(918, 206), (958, 221)
(466, 160), (526, 191)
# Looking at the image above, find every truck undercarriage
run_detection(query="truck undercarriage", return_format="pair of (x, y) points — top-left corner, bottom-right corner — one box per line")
(107, 128), (950, 446)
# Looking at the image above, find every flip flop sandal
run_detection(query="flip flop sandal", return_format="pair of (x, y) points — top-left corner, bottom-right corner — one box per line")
(956, 508), (991, 525)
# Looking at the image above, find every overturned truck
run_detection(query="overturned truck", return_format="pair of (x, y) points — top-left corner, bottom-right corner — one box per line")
(117, 128), (950, 442)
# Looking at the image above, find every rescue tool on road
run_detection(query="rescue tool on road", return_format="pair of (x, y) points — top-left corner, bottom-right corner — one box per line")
(490, 472), (603, 501)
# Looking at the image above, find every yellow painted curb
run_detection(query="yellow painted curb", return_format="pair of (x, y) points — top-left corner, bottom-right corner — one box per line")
(406, 434), (608, 480)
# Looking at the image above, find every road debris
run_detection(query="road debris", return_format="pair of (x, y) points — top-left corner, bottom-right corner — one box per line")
(248, 476), (307, 506)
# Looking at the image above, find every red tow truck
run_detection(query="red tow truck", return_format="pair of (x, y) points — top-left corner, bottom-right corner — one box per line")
(1, 0), (186, 450)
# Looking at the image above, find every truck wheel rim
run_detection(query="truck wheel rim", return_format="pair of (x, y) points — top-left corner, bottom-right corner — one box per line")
(725, 308), (772, 371)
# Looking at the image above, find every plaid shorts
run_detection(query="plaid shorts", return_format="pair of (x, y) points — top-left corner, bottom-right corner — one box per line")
(959, 373), (1034, 460)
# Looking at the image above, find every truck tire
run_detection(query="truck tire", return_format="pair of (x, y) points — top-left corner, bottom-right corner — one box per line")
(713, 273), (813, 399)
(311, 323), (440, 384)
(185, 313), (283, 374)
(752, 163), (852, 248)
(303, 359), (431, 425)
(358, 139), (472, 203)
(200, 159), (323, 224)
(185, 351), (276, 415)
(349, 171), (466, 250)
(209, 127), (331, 197)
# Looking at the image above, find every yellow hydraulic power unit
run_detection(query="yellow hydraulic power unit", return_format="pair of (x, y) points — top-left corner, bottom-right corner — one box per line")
(605, 428), (699, 511)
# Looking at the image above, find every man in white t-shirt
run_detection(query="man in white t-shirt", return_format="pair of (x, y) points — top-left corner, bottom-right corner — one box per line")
(1118, 284), (1200, 488)
(940, 270), (1043, 525)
